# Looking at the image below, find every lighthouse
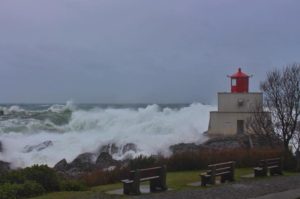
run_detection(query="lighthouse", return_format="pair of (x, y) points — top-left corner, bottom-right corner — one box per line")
(207, 68), (263, 136)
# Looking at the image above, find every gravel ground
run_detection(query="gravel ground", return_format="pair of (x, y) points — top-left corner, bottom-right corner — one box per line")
(89, 174), (300, 199)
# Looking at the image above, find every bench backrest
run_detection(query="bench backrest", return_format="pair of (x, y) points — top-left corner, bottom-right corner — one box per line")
(128, 166), (165, 180)
(207, 161), (235, 175)
(259, 157), (282, 167)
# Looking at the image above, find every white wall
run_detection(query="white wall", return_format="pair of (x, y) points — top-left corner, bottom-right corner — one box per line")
(208, 112), (254, 135)
(218, 92), (263, 112)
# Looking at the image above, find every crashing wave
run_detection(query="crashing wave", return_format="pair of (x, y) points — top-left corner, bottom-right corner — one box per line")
(0, 102), (216, 168)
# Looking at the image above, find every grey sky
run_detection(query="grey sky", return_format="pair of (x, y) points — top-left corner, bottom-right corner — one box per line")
(0, 0), (299, 104)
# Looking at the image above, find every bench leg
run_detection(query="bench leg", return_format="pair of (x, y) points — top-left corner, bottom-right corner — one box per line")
(221, 175), (227, 183)
(150, 179), (168, 192)
(150, 179), (159, 192)
(123, 183), (131, 195)
(201, 175), (210, 187)
(123, 182), (140, 195)
(254, 168), (267, 177)
(159, 166), (168, 191)
(269, 167), (282, 176)
(132, 181), (141, 195)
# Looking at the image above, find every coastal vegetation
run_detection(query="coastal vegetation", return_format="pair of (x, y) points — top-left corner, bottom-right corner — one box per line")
(0, 165), (86, 199)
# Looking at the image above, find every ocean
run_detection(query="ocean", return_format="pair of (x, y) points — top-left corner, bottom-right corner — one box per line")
(0, 102), (216, 168)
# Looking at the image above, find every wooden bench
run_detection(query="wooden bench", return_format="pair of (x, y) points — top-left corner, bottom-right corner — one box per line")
(121, 165), (167, 195)
(200, 161), (235, 186)
(254, 157), (283, 177)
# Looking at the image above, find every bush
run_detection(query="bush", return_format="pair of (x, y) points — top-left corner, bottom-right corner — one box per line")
(60, 180), (87, 191)
(128, 155), (157, 169)
(0, 183), (21, 199)
(0, 181), (45, 199)
(0, 165), (60, 193)
(0, 170), (25, 184)
(81, 167), (129, 187)
(166, 148), (284, 171)
(20, 181), (45, 197)
(23, 165), (60, 192)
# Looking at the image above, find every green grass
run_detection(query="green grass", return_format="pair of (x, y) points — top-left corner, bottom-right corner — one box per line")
(30, 168), (282, 199)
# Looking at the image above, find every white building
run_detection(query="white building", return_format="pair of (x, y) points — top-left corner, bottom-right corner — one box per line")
(207, 68), (263, 136)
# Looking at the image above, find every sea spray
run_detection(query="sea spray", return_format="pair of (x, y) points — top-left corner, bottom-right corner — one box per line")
(0, 102), (216, 168)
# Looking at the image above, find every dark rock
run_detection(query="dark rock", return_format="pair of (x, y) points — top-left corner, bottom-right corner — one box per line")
(99, 143), (137, 155)
(0, 160), (10, 174)
(96, 152), (119, 169)
(23, 140), (53, 153)
(69, 152), (96, 172)
(99, 143), (119, 155)
(122, 143), (137, 154)
(65, 167), (83, 178)
(54, 159), (69, 171)
(203, 137), (241, 149)
(170, 143), (202, 154)
(169, 135), (256, 154)
(0, 141), (2, 152)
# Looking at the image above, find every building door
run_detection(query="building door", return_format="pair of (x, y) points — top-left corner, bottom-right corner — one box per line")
(237, 120), (244, 134)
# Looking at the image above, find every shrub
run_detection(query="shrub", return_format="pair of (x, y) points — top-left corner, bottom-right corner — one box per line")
(18, 181), (45, 198)
(81, 167), (129, 187)
(0, 170), (25, 184)
(23, 165), (60, 192)
(0, 183), (21, 199)
(60, 180), (87, 191)
(0, 181), (45, 199)
(128, 155), (157, 169)
(166, 148), (284, 171)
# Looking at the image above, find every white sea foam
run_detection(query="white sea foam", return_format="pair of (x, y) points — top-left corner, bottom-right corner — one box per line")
(0, 103), (216, 168)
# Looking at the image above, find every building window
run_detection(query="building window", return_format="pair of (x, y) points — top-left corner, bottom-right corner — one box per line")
(232, 79), (237, 86)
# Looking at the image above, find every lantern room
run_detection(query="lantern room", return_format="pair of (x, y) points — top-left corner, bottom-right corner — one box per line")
(230, 68), (250, 93)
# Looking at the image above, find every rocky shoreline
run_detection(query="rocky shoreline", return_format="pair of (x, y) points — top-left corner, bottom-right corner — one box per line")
(0, 134), (275, 177)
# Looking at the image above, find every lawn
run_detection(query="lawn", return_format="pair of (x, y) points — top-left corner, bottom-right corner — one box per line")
(30, 168), (254, 199)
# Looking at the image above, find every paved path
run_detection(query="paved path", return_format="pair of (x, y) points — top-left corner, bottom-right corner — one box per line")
(249, 188), (300, 199)
(89, 174), (300, 199)
(135, 174), (300, 199)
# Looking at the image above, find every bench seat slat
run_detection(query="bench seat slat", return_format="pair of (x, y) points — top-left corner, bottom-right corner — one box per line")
(268, 165), (279, 169)
(208, 161), (234, 167)
(254, 167), (263, 170)
(121, 179), (133, 184)
(140, 176), (160, 182)
(215, 171), (230, 176)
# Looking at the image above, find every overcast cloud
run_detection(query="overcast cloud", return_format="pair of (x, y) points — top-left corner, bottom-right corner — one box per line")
(0, 0), (299, 104)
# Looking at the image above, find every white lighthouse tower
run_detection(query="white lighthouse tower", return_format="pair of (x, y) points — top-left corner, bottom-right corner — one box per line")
(207, 68), (263, 136)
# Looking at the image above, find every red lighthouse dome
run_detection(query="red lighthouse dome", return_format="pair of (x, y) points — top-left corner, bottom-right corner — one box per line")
(229, 68), (250, 93)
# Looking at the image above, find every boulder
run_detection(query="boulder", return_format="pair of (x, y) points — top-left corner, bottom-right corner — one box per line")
(96, 152), (119, 169)
(23, 140), (53, 153)
(99, 144), (119, 155)
(99, 143), (137, 155)
(122, 143), (137, 154)
(170, 143), (202, 154)
(54, 158), (69, 171)
(69, 152), (96, 172)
